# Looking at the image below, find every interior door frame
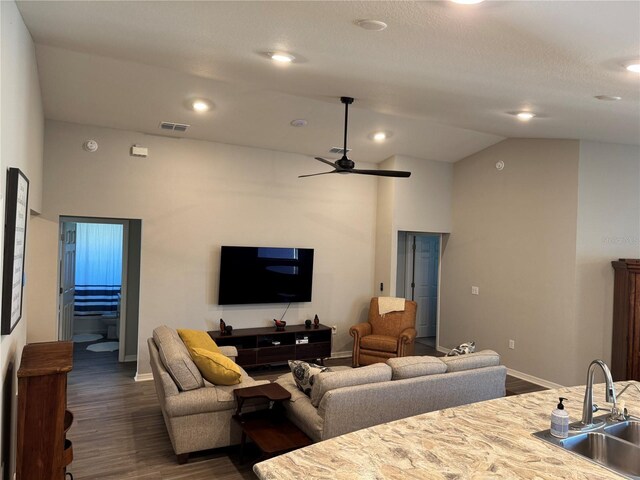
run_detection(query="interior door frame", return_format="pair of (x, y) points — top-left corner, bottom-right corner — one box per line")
(58, 222), (76, 341)
(58, 216), (129, 362)
(397, 231), (443, 347)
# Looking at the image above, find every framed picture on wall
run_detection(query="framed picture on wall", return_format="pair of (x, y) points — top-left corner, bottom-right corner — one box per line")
(1, 168), (30, 335)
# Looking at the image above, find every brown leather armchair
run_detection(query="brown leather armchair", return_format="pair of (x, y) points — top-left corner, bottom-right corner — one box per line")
(349, 297), (417, 367)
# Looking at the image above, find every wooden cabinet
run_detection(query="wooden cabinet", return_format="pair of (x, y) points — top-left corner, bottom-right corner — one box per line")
(611, 259), (640, 381)
(209, 324), (332, 368)
(16, 341), (73, 480)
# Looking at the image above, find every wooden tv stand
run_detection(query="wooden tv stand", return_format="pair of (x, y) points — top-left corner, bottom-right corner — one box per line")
(209, 324), (332, 368)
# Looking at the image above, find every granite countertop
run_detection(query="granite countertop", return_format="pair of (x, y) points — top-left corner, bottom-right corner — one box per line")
(253, 381), (640, 479)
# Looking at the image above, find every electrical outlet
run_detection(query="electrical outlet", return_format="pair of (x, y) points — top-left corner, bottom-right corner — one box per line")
(509, 339), (515, 349)
(331, 325), (337, 335)
(471, 286), (479, 295)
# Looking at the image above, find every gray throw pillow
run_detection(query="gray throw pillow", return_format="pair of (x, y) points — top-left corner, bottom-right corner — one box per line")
(288, 360), (331, 397)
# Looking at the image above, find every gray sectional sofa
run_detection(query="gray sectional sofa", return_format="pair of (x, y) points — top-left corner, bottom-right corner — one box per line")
(148, 325), (270, 463)
(275, 350), (507, 442)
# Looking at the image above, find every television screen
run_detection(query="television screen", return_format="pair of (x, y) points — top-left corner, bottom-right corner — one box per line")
(218, 246), (314, 305)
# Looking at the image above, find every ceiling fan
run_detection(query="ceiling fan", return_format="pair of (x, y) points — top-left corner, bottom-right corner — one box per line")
(299, 96), (411, 179)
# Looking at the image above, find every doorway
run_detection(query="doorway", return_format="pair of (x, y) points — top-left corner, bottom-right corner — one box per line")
(58, 217), (141, 365)
(396, 232), (441, 348)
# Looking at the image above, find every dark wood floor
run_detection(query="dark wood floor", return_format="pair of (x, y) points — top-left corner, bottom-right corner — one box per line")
(66, 340), (545, 479)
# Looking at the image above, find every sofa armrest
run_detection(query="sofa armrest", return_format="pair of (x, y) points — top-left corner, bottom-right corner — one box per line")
(349, 322), (372, 339)
(399, 327), (417, 345)
(218, 345), (238, 360)
(148, 337), (179, 401)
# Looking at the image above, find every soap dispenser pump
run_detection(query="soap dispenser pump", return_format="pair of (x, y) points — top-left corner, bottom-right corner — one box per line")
(550, 397), (569, 438)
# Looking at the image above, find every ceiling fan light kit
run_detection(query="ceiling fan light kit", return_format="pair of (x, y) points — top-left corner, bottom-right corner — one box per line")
(300, 97), (411, 179)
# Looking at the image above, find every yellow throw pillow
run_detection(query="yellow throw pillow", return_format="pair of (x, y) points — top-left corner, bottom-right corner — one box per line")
(177, 329), (221, 355)
(190, 347), (242, 386)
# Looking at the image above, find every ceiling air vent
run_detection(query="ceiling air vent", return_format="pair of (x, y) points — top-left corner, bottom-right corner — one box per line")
(159, 121), (190, 132)
(329, 147), (351, 155)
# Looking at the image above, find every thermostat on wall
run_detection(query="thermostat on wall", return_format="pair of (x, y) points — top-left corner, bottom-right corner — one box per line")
(130, 145), (148, 157)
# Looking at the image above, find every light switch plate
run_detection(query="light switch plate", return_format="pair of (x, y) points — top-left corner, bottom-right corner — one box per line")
(471, 286), (479, 295)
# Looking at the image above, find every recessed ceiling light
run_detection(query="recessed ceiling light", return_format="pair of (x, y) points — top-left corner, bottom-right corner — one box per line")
(269, 52), (295, 63)
(626, 63), (640, 73)
(594, 95), (622, 101)
(515, 112), (535, 121)
(373, 132), (387, 141)
(369, 131), (392, 142)
(451, 0), (485, 4)
(354, 19), (388, 31)
(192, 99), (211, 112)
(290, 119), (308, 127)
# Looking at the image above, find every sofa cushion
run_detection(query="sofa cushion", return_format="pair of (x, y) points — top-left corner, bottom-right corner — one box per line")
(310, 363), (392, 407)
(190, 347), (242, 386)
(153, 325), (203, 391)
(441, 349), (500, 372)
(164, 377), (270, 416)
(289, 360), (332, 396)
(360, 334), (398, 353)
(177, 329), (221, 355)
(387, 356), (447, 380)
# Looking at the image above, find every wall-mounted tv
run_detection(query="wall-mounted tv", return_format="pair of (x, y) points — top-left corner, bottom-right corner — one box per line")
(218, 246), (314, 305)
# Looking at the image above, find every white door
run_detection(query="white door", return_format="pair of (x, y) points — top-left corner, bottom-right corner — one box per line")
(408, 235), (440, 338)
(59, 222), (76, 340)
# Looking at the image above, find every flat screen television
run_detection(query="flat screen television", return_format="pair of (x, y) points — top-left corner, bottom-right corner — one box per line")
(218, 246), (314, 305)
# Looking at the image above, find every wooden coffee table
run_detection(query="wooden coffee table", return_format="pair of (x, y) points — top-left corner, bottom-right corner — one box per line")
(233, 383), (311, 462)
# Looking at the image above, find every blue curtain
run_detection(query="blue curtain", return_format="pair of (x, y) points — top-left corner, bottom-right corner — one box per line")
(74, 223), (123, 316)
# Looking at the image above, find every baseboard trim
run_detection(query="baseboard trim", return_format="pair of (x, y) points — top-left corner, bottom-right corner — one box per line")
(437, 345), (562, 389)
(507, 368), (564, 390)
(124, 355), (137, 363)
(135, 372), (153, 382)
(330, 350), (352, 359)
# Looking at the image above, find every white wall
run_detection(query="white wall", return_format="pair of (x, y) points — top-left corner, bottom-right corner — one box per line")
(0, 2), (44, 478)
(25, 216), (58, 343)
(30, 120), (378, 375)
(574, 141), (640, 378)
(374, 157), (396, 297)
(440, 139), (581, 386)
(374, 155), (453, 297)
(393, 155), (452, 234)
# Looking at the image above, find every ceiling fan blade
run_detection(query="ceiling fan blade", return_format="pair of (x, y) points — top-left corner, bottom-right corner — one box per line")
(298, 170), (338, 178)
(314, 157), (338, 167)
(351, 169), (412, 178)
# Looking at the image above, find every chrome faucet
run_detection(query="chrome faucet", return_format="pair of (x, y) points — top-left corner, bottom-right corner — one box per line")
(572, 359), (617, 430)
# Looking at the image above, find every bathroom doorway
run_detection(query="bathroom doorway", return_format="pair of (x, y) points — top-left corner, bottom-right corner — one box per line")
(58, 216), (141, 365)
(396, 232), (441, 348)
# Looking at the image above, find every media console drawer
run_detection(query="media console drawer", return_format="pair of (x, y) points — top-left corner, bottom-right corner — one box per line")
(236, 349), (257, 367)
(210, 324), (332, 368)
(295, 342), (331, 360)
(257, 345), (296, 364)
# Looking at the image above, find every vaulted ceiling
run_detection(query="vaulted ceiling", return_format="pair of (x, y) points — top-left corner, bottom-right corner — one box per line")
(17, 1), (640, 163)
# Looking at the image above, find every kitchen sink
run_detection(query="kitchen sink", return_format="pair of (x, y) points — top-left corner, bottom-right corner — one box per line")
(533, 416), (640, 479)
(606, 421), (640, 447)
